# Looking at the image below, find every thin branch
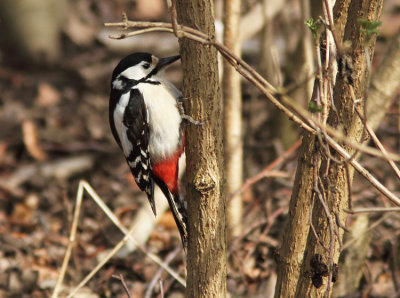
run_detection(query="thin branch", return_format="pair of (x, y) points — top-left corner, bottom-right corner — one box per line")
(341, 213), (392, 251)
(168, 0), (182, 38)
(52, 179), (84, 298)
(325, 135), (400, 206)
(323, 0), (342, 53)
(350, 91), (400, 180)
(229, 138), (302, 199)
(112, 274), (132, 298)
(345, 207), (400, 214)
(278, 93), (400, 162)
(145, 246), (182, 298)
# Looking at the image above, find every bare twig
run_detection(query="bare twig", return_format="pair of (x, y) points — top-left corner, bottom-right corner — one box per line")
(160, 279), (165, 298)
(309, 154), (329, 253)
(309, 193), (323, 249)
(325, 135), (400, 206)
(345, 207), (400, 214)
(167, 0), (182, 38)
(51, 179), (84, 298)
(335, 210), (350, 233)
(229, 138), (302, 199)
(341, 213), (392, 251)
(323, 0), (342, 53)
(345, 163), (353, 210)
(145, 246), (182, 298)
(350, 91), (400, 180)
(112, 274), (132, 298)
(223, 0), (243, 238)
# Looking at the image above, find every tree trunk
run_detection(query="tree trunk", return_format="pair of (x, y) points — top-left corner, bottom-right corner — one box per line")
(275, 0), (383, 296)
(332, 27), (400, 296)
(176, 1), (226, 297)
(274, 132), (317, 297)
(296, 1), (383, 296)
(223, 0), (243, 239)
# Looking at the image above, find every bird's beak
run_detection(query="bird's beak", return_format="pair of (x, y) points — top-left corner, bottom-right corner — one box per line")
(156, 55), (181, 71)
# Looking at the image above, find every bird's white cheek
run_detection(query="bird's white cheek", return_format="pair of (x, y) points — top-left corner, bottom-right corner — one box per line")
(112, 78), (124, 90)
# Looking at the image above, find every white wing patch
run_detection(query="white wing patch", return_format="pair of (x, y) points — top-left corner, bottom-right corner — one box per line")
(113, 92), (133, 157)
(128, 155), (142, 168)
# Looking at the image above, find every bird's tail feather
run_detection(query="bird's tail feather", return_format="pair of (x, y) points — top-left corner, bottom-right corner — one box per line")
(153, 176), (187, 249)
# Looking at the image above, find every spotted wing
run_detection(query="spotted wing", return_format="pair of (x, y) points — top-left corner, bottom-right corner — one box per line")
(123, 88), (157, 215)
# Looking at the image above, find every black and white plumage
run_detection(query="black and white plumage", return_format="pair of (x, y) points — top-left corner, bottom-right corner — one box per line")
(109, 52), (188, 247)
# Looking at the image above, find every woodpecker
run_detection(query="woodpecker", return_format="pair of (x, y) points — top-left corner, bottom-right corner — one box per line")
(109, 52), (192, 248)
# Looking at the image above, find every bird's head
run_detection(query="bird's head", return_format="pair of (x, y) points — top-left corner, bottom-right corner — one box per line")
(111, 52), (180, 90)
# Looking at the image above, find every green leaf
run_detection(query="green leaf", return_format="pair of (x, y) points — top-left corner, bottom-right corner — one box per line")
(309, 101), (322, 113)
(357, 18), (382, 41)
(305, 18), (322, 39)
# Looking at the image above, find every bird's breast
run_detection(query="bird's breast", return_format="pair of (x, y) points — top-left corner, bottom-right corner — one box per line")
(139, 83), (183, 162)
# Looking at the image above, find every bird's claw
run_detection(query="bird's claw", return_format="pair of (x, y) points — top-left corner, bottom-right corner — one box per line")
(177, 97), (204, 126)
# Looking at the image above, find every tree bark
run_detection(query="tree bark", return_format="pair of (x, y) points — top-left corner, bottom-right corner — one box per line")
(334, 28), (400, 296)
(176, 1), (226, 297)
(295, 0), (383, 296)
(274, 132), (317, 297)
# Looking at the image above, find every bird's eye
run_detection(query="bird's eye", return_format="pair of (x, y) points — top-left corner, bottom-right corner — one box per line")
(143, 62), (151, 69)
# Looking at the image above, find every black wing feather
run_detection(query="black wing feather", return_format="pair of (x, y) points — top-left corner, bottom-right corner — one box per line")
(123, 89), (157, 215)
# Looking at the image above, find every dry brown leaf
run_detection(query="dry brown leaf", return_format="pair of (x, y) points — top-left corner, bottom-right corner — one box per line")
(242, 187), (253, 203)
(36, 83), (60, 106)
(22, 119), (48, 161)
(10, 231), (29, 239)
(10, 202), (34, 224)
(30, 263), (59, 290)
(0, 141), (8, 162)
(49, 220), (62, 234)
(371, 271), (395, 297)
(158, 211), (178, 229)
(244, 267), (261, 281)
